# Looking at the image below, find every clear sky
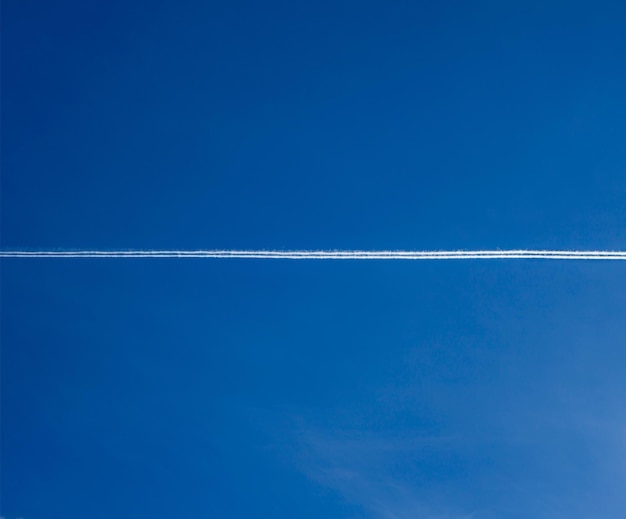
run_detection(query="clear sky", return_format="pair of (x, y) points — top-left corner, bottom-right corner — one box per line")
(2, 1), (626, 518)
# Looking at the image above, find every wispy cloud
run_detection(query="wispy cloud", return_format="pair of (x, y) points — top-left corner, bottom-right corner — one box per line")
(294, 427), (478, 519)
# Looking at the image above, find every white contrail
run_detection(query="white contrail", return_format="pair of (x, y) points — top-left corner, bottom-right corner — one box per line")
(1, 249), (626, 260)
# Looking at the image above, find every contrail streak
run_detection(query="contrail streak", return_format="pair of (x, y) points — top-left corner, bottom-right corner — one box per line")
(1, 250), (626, 260)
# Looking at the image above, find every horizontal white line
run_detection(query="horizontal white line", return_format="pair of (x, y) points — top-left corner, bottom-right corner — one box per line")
(1, 250), (626, 260)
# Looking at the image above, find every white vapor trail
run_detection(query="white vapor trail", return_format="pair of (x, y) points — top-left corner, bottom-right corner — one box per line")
(1, 249), (626, 260)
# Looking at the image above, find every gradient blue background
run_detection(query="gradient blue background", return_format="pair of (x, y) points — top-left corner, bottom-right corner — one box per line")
(2, 1), (626, 518)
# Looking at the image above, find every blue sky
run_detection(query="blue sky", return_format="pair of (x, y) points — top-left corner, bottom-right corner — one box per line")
(2, 1), (626, 518)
